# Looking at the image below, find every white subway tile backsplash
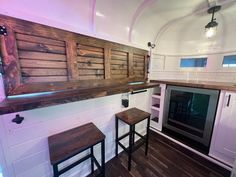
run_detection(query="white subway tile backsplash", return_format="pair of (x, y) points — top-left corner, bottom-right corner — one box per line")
(151, 71), (236, 83)
(151, 52), (236, 83)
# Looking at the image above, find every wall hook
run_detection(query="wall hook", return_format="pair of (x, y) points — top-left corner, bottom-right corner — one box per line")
(12, 114), (24, 124)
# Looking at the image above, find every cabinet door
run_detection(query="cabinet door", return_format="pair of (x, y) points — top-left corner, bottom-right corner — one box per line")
(213, 91), (236, 164)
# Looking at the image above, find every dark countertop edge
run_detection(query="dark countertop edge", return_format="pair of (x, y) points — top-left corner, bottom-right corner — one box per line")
(150, 80), (236, 91)
(0, 82), (160, 115)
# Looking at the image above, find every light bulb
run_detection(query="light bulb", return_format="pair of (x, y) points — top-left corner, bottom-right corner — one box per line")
(205, 26), (217, 38)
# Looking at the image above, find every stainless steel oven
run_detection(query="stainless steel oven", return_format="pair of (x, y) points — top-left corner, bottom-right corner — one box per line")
(163, 85), (219, 149)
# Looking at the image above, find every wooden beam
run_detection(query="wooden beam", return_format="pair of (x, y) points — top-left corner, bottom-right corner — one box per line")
(0, 24), (22, 95)
(104, 47), (111, 79)
(128, 52), (134, 78)
(66, 41), (79, 81)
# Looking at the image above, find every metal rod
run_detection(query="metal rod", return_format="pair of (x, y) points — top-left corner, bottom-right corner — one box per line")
(131, 89), (147, 95)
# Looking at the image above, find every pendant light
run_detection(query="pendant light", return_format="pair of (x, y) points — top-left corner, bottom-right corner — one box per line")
(205, 5), (221, 38)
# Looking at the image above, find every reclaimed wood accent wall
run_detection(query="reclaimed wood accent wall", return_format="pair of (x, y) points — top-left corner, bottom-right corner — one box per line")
(0, 15), (148, 96)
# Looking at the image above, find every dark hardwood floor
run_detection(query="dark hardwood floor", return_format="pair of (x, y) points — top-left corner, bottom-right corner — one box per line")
(88, 130), (230, 177)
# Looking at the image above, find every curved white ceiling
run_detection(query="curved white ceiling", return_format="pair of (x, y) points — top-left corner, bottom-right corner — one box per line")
(0, 0), (236, 53)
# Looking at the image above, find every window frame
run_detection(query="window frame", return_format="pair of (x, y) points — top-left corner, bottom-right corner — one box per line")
(180, 57), (207, 68)
(222, 55), (236, 68)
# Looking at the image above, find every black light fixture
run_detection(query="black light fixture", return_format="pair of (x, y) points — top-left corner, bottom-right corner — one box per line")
(205, 5), (221, 38)
(147, 42), (156, 49)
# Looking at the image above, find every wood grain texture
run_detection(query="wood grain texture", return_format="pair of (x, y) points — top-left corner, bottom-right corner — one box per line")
(17, 41), (66, 54)
(111, 50), (128, 79)
(133, 53), (145, 79)
(48, 122), (105, 165)
(78, 63), (104, 69)
(128, 52), (134, 78)
(0, 24), (22, 95)
(15, 33), (66, 47)
(150, 79), (236, 91)
(88, 130), (230, 177)
(77, 49), (104, 58)
(0, 14), (148, 96)
(77, 43), (105, 80)
(77, 57), (104, 64)
(0, 82), (159, 115)
(78, 69), (104, 75)
(19, 59), (67, 69)
(115, 108), (151, 125)
(78, 75), (104, 80)
(21, 68), (67, 76)
(22, 76), (67, 83)
(104, 48), (111, 79)
(18, 51), (67, 61)
(66, 41), (78, 81)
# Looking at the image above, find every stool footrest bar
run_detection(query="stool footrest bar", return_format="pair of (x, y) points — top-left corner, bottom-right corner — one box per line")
(58, 154), (91, 175)
(117, 132), (130, 141)
(92, 156), (102, 172)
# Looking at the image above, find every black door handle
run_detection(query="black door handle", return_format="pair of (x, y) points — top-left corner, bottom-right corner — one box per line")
(227, 94), (231, 107)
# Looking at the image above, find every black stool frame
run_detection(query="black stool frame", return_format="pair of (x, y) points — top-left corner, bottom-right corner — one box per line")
(53, 140), (105, 177)
(115, 116), (150, 171)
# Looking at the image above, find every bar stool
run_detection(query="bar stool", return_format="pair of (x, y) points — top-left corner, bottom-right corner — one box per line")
(48, 122), (106, 177)
(115, 107), (151, 171)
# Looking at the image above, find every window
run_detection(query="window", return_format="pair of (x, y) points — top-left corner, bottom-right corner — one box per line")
(180, 58), (207, 68)
(223, 55), (236, 67)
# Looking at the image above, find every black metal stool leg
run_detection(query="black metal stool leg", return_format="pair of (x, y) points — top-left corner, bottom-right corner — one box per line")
(53, 165), (59, 177)
(128, 125), (134, 171)
(145, 117), (150, 155)
(132, 125), (135, 146)
(115, 116), (118, 156)
(91, 146), (94, 174)
(101, 140), (106, 177)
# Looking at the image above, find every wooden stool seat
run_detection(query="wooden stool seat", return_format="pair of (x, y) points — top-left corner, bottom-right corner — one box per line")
(48, 123), (105, 177)
(116, 108), (151, 125)
(115, 107), (151, 171)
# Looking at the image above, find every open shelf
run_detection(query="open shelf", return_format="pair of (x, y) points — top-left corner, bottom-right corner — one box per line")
(149, 84), (166, 131)
(151, 117), (159, 123)
(152, 95), (161, 99)
(151, 106), (160, 111)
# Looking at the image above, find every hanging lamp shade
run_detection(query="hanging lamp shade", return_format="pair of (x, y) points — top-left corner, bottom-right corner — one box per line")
(205, 5), (221, 38)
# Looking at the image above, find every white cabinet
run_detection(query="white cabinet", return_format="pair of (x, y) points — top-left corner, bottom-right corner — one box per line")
(209, 91), (236, 166)
(150, 84), (166, 131)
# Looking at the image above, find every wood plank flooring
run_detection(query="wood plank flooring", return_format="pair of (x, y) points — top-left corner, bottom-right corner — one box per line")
(88, 130), (230, 177)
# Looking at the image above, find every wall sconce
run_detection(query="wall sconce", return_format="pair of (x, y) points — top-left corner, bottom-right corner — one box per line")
(147, 42), (156, 49)
(205, 5), (221, 38)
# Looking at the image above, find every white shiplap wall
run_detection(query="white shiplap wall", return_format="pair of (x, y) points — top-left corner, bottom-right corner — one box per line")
(150, 52), (236, 82)
(0, 90), (153, 177)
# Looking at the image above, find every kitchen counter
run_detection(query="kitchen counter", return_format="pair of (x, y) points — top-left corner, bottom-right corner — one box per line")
(0, 82), (159, 115)
(151, 79), (236, 91)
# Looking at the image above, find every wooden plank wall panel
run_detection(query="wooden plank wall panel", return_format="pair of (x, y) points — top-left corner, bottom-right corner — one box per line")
(77, 43), (105, 80)
(133, 53), (145, 78)
(110, 50), (128, 79)
(0, 14), (148, 96)
(0, 24), (22, 96)
(15, 33), (68, 83)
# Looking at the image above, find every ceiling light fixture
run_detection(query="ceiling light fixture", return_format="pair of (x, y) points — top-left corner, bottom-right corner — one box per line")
(205, 5), (221, 38)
